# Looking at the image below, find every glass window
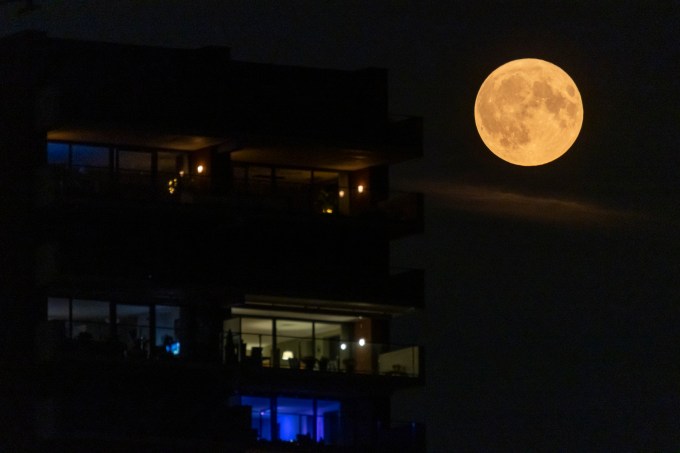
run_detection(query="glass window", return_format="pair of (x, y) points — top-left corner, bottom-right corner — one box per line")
(276, 320), (313, 369)
(233, 318), (345, 369)
(156, 305), (181, 355)
(47, 297), (70, 337)
(312, 171), (339, 214)
(313, 171), (339, 184)
(117, 304), (150, 354)
(241, 396), (272, 441)
(46, 142), (69, 165)
(314, 322), (342, 363)
(71, 299), (110, 341)
(71, 145), (109, 168)
(277, 168), (312, 188)
(241, 318), (273, 365)
(118, 150), (151, 173)
(158, 151), (186, 175)
(249, 166), (273, 194)
(317, 400), (341, 443)
(47, 297), (69, 321)
(278, 397), (314, 442)
(276, 168), (313, 211)
(236, 395), (340, 444)
(232, 165), (247, 192)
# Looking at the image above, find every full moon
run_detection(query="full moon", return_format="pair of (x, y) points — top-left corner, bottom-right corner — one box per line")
(474, 58), (583, 166)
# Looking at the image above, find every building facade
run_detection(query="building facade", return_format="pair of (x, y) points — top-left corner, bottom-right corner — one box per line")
(0, 31), (424, 451)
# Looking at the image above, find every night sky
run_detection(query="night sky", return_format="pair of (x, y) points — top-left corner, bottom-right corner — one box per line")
(3, 1), (680, 450)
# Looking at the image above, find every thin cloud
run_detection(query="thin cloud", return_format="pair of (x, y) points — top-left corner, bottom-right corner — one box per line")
(423, 181), (645, 228)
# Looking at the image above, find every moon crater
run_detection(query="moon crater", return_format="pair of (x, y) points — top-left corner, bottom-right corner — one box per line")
(474, 59), (583, 166)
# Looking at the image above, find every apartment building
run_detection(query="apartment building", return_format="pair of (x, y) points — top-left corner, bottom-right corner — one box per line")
(0, 31), (424, 451)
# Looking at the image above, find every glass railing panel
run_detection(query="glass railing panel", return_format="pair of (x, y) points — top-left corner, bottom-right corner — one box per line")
(116, 322), (150, 359)
(270, 333), (310, 370)
(43, 321), (420, 375)
(222, 331), (420, 377)
(155, 326), (183, 358)
(70, 320), (110, 342)
(62, 321), (125, 359)
(46, 163), (421, 228)
(378, 346), (419, 377)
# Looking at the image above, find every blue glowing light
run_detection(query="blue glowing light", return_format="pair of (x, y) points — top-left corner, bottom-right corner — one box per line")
(165, 341), (180, 355)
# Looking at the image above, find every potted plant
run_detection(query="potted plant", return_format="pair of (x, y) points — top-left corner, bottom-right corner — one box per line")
(342, 357), (356, 373)
(302, 355), (317, 370)
(318, 356), (330, 372)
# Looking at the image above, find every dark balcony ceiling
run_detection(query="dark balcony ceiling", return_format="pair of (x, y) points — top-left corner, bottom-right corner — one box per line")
(238, 294), (415, 319)
(231, 116), (422, 170)
(231, 143), (417, 172)
(47, 126), (412, 171)
(47, 127), (228, 152)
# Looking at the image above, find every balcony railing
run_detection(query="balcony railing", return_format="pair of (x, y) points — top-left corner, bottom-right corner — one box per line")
(38, 321), (421, 379)
(43, 166), (422, 230)
(222, 331), (420, 378)
(37, 319), (183, 362)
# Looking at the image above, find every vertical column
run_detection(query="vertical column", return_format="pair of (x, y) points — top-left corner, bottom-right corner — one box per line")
(311, 322), (316, 369)
(149, 304), (156, 358)
(272, 318), (278, 368)
(68, 298), (73, 339)
(178, 305), (194, 359)
(354, 318), (372, 373)
(192, 303), (225, 363)
(312, 398), (318, 442)
(109, 302), (117, 341)
(271, 395), (279, 442)
(338, 172), (350, 215)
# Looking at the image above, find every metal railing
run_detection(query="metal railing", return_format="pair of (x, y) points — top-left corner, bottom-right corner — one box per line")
(222, 331), (420, 378)
(38, 319), (183, 361)
(43, 166), (422, 227)
(38, 321), (420, 378)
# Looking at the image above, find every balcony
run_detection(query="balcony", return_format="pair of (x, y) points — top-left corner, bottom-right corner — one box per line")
(37, 320), (421, 382)
(222, 331), (421, 379)
(41, 165), (422, 236)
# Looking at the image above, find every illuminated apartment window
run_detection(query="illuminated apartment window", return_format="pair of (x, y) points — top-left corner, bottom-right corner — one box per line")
(117, 150), (151, 173)
(238, 396), (341, 444)
(312, 171), (339, 214)
(117, 304), (150, 355)
(71, 145), (110, 169)
(241, 396), (272, 441)
(249, 166), (273, 194)
(72, 299), (110, 341)
(241, 318), (273, 365)
(156, 305), (181, 356)
(48, 297), (111, 340)
(232, 165), (248, 192)
(315, 399), (341, 444)
(46, 142), (69, 165)
(158, 151), (187, 175)
(117, 150), (153, 192)
(227, 316), (347, 370)
(277, 168), (312, 188)
(47, 297), (70, 337)
(47, 299), (184, 357)
(314, 322), (342, 364)
(277, 168), (312, 211)
(276, 320), (313, 369)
